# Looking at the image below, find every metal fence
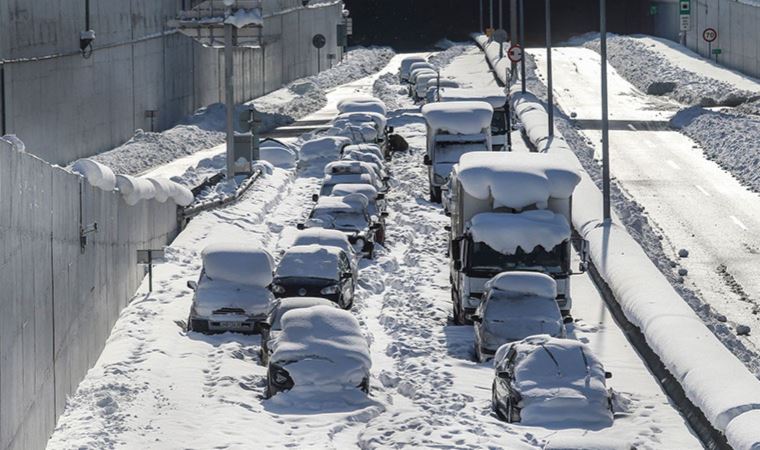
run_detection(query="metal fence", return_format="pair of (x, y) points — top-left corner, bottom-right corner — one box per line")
(0, 140), (179, 450)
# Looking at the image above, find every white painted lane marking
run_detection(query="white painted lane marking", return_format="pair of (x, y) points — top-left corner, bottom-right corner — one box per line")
(730, 215), (748, 231)
(666, 160), (681, 170)
(627, 123), (637, 131)
(694, 185), (711, 196)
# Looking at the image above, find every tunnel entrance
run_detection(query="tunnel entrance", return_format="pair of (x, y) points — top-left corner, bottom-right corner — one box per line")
(343, 0), (652, 50)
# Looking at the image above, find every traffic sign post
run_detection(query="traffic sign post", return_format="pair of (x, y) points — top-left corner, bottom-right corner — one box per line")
(313, 34), (326, 72)
(679, 0), (691, 45)
(507, 44), (523, 63)
(702, 28), (717, 61)
(712, 48), (722, 63)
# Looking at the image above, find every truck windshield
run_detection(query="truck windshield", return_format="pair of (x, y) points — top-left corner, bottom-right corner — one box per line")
(491, 111), (508, 135)
(467, 241), (567, 275)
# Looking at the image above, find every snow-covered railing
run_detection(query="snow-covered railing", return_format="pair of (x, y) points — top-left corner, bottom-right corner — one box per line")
(180, 168), (263, 228)
(474, 33), (760, 447)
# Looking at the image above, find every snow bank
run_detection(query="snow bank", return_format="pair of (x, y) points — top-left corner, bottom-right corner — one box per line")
(299, 136), (351, 163)
(115, 174), (156, 206)
(498, 54), (760, 445)
(202, 243), (273, 287)
(470, 211), (570, 255)
(439, 87), (507, 109)
(725, 410), (760, 450)
(421, 101), (493, 135)
(456, 151), (580, 209)
(486, 271), (558, 299)
(71, 159), (117, 191)
(275, 245), (343, 280)
(271, 305), (370, 389)
(260, 139), (298, 169)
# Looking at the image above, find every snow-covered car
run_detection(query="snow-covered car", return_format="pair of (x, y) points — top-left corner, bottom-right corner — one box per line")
(266, 305), (371, 398)
(414, 73), (444, 102)
(186, 243), (274, 334)
(259, 297), (339, 366)
(400, 56), (427, 83)
(337, 96), (387, 116)
(491, 335), (614, 426)
(335, 112), (388, 140)
(341, 143), (385, 161)
(299, 136), (352, 164)
(299, 194), (381, 256)
(472, 272), (567, 362)
(259, 138), (297, 169)
(408, 63), (435, 84)
(320, 172), (383, 196)
(324, 160), (388, 190)
(331, 183), (387, 216)
(330, 121), (379, 144)
(425, 79), (460, 104)
(271, 245), (356, 309)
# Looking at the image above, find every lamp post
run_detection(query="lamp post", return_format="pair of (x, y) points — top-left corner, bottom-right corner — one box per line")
(519, 0), (526, 93)
(545, 0), (553, 137)
(224, 5), (235, 179)
(600, 0), (611, 221)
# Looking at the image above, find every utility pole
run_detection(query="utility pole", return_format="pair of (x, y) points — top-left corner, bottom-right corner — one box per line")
(545, 0), (553, 137)
(224, 13), (235, 179)
(480, 0), (484, 33)
(490, 0), (494, 30)
(600, 0), (611, 221)
(499, 0), (503, 30)
(510, 0), (518, 74)
(519, 0), (526, 93)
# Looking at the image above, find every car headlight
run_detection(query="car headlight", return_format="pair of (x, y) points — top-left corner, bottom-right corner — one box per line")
(320, 284), (340, 295)
(271, 284), (285, 294)
(433, 174), (446, 184)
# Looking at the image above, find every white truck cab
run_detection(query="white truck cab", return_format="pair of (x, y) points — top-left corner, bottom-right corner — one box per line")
(438, 87), (509, 151)
(421, 101), (494, 203)
(447, 151), (587, 323)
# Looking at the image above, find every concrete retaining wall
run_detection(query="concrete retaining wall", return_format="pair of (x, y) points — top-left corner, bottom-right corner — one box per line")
(0, 0), (344, 165)
(0, 140), (179, 450)
(652, 0), (760, 79)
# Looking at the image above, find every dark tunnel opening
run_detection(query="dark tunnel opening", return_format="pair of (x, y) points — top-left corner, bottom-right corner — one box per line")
(343, 0), (653, 50)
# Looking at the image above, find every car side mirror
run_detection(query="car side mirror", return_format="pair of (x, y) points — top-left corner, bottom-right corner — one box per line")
(605, 371), (613, 379)
(381, 212), (389, 218)
(187, 280), (198, 291)
(312, 194), (319, 202)
(423, 155), (432, 166)
(376, 193), (385, 200)
(296, 223), (305, 230)
(258, 322), (271, 331)
(453, 260), (462, 271)
(471, 314), (482, 323)
(563, 316), (574, 325)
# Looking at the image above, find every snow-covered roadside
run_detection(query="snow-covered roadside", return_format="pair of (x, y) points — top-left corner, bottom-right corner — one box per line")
(72, 47), (394, 177)
(474, 34), (760, 447)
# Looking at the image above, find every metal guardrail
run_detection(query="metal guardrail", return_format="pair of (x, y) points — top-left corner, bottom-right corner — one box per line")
(179, 168), (262, 228)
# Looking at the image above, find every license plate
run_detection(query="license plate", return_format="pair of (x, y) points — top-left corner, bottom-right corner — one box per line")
(214, 321), (242, 329)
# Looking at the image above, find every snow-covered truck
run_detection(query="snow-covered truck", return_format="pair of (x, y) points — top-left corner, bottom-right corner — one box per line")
(447, 151), (586, 323)
(421, 101), (494, 202)
(438, 87), (509, 151)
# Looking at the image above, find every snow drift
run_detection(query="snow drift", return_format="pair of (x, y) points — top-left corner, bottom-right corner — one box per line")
(71, 159), (117, 191)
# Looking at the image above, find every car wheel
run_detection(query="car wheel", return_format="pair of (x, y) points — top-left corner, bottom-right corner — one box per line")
(492, 383), (506, 421)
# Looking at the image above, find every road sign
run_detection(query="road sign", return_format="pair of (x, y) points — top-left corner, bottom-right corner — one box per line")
(680, 15), (691, 32)
(712, 48), (722, 55)
(680, 0), (690, 14)
(312, 34), (326, 49)
(507, 44), (523, 63)
(492, 28), (508, 44)
(649, 5), (658, 15)
(346, 17), (353, 35)
(703, 27), (717, 43)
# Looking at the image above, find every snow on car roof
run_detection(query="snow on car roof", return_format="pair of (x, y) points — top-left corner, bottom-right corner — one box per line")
(324, 160), (376, 176)
(401, 56), (427, 72)
(421, 101), (494, 135)
(439, 87), (507, 109)
(469, 211), (571, 255)
(343, 143), (384, 160)
(316, 193), (369, 211)
(201, 242), (273, 287)
(272, 306), (371, 388)
(275, 245), (344, 280)
(323, 173), (377, 189)
(335, 111), (387, 131)
(337, 98), (387, 117)
(270, 297), (339, 323)
(342, 149), (384, 167)
(291, 229), (353, 254)
(456, 151), (581, 209)
(331, 183), (379, 199)
(299, 136), (352, 162)
(486, 271), (558, 299)
(498, 335), (612, 427)
(409, 62), (434, 72)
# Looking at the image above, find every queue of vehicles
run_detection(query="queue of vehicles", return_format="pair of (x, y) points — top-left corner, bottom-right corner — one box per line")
(185, 95), (395, 398)
(403, 54), (614, 427)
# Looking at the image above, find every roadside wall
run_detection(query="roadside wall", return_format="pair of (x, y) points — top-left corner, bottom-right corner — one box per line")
(0, 0), (344, 166)
(653, 0), (760, 79)
(0, 140), (179, 450)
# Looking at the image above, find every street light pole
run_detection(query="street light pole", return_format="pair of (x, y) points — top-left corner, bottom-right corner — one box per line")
(224, 20), (235, 179)
(480, 0), (484, 33)
(490, 0), (494, 30)
(499, 0), (503, 30)
(600, 0), (611, 221)
(545, 0), (553, 137)
(519, 0), (526, 93)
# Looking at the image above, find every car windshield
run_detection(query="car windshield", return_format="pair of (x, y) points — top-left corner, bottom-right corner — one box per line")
(313, 211), (369, 231)
(436, 143), (487, 163)
(467, 241), (567, 275)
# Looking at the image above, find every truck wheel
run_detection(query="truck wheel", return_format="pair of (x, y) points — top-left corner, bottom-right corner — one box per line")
(452, 288), (465, 325)
(493, 384), (506, 421)
(429, 186), (441, 203)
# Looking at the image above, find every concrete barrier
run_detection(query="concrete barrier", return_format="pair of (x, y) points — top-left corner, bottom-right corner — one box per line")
(0, 140), (179, 450)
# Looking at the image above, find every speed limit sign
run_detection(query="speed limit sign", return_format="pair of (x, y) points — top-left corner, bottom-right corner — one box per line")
(702, 28), (717, 43)
(507, 44), (523, 63)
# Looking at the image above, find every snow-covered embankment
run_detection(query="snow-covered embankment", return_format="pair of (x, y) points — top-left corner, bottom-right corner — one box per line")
(475, 34), (760, 450)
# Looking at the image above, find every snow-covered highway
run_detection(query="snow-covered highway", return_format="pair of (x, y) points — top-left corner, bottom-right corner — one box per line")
(44, 46), (703, 450)
(530, 46), (760, 358)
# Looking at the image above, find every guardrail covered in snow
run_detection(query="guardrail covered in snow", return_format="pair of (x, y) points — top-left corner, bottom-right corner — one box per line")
(472, 35), (760, 449)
